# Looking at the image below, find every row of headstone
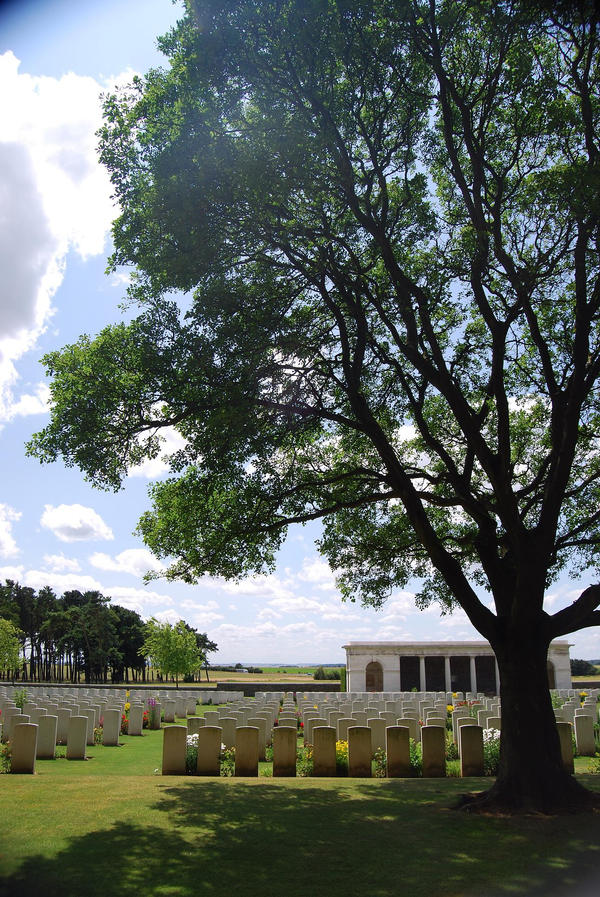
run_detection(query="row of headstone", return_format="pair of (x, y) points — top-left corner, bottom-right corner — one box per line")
(161, 721), (490, 778)
(553, 694), (599, 756)
(0, 685), (243, 708)
(1, 688), (248, 773)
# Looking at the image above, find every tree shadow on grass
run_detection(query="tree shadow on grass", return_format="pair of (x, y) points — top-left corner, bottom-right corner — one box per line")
(1, 778), (598, 897)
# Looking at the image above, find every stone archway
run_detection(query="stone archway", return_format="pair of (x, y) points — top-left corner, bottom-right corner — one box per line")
(365, 660), (383, 692)
(547, 661), (556, 689)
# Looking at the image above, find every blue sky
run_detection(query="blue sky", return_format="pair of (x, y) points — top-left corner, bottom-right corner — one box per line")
(0, 0), (597, 663)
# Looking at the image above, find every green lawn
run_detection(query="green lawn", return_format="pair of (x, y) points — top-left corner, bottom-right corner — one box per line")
(1, 721), (599, 897)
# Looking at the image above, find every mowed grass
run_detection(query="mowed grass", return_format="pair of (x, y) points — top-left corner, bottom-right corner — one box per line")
(1, 720), (600, 897)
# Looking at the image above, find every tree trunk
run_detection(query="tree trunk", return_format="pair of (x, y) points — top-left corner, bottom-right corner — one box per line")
(461, 629), (597, 813)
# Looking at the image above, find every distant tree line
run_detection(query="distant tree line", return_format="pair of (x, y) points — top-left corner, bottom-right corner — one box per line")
(570, 658), (599, 677)
(0, 580), (216, 685)
(208, 663), (264, 674)
(313, 666), (341, 681)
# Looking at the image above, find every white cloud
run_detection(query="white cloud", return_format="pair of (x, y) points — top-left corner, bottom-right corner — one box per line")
(22, 569), (104, 593)
(179, 599), (224, 626)
(2, 382), (51, 422)
(103, 585), (175, 616)
(0, 51), (128, 416)
(154, 608), (181, 624)
(0, 503), (21, 557)
(89, 548), (164, 578)
(268, 595), (326, 615)
(13, 569), (176, 616)
(257, 607), (282, 621)
(43, 553), (81, 573)
(127, 426), (188, 478)
(298, 557), (337, 591)
(41, 503), (114, 542)
(0, 564), (24, 581)
(180, 599), (219, 612)
(219, 573), (295, 601)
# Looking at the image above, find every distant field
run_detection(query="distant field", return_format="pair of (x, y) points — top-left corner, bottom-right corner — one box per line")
(203, 666), (344, 684)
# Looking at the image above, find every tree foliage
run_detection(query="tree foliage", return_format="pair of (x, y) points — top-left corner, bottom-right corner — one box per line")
(139, 617), (205, 686)
(0, 617), (21, 678)
(0, 581), (143, 683)
(28, 0), (600, 810)
(570, 657), (597, 676)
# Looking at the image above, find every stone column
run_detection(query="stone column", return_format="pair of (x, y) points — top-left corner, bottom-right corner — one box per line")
(444, 657), (451, 693)
(494, 660), (501, 695)
(469, 656), (477, 694)
(419, 656), (426, 692)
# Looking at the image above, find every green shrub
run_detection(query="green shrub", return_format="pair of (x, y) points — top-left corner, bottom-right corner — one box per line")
(445, 730), (458, 761)
(296, 745), (313, 777)
(373, 747), (387, 778)
(409, 738), (422, 776)
(13, 688), (27, 711)
(0, 741), (11, 773)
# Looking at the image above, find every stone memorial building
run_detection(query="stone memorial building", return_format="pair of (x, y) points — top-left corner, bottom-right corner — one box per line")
(343, 640), (572, 693)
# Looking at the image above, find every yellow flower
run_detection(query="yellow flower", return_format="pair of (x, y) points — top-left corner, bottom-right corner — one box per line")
(124, 702), (130, 712)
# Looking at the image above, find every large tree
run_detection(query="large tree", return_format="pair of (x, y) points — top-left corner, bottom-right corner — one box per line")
(28, 0), (600, 811)
(0, 618), (21, 681)
(140, 618), (205, 686)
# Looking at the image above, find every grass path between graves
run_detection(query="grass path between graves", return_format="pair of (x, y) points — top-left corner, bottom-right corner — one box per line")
(1, 724), (599, 897)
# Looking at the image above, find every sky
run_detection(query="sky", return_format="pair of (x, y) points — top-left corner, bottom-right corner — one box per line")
(0, 0), (598, 664)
